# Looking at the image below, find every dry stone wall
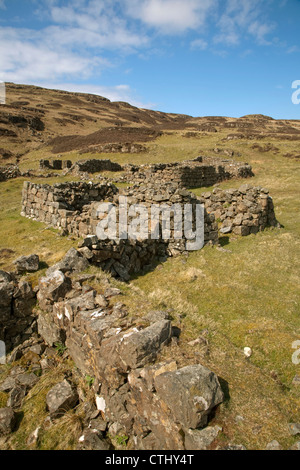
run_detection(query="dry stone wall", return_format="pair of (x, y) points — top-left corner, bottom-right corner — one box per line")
(21, 181), (218, 281)
(121, 156), (254, 188)
(36, 267), (224, 449)
(199, 184), (279, 236)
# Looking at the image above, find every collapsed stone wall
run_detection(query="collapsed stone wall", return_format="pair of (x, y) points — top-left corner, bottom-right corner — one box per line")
(69, 159), (123, 174)
(39, 158), (123, 174)
(79, 142), (147, 154)
(39, 159), (72, 170)
(121, 156), (254, 188)
(0, 164), (21, 182)
(36, 267), (224, 449)
(0, 270), (36, 351)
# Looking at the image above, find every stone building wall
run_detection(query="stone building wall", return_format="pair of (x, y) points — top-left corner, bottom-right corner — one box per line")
(121, 156), (254, 188)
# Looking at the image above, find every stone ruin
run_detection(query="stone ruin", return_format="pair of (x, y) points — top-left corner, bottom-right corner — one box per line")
(0, 155), (280, 449)
(0, 164), (21, 182)
(119, 156), (254, 188)
(21, 177), (278, 281)
(40, 158), (122, 174)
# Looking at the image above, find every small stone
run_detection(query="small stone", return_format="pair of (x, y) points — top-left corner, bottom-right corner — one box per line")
(221, 444), (247, 450)
(27, 426), (41, 447)
(289, 441), (300, 450)
(288, 423), (300, 436)
(104, 287), (121, 298)
(185, 425), (222, 450)
(265, 440), (283, 450)
(0, 407), (17, 436)
(0, 376), (17, 393)
(220, 225), (232, 234)
(78, 429), (110, 450)
(244, 347), (252, 358)
(46, 379), (79, 418)
(292, 375), (300, 386)
(16, 373), (39, 390)
(14, 254), (39, 274)
(29, 344), (46, 356)
(7, 385), (27, 409)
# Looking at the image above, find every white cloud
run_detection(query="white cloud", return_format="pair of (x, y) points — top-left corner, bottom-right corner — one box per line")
(190, 38), (208, 50)
(214, 0), (275, 46)
(125, 0), (217, 34)
(0, 27), (104, 82)
(0, 0), (6, 10)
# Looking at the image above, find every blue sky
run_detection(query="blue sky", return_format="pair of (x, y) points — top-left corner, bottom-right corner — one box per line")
(0, 0), (300, 118)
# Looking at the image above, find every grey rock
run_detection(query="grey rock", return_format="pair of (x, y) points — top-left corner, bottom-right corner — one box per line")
(37, 309), (65, 346)
(292, 375), (300, 386)
(46, 248), (89, 275)
(0, 279), (13, 323)
(154, 364), (224, 429)
(37, 270), (72, 308)
(0, 407), (17, 436)
(16, 373), (39, 390)
(221, 444), (247, 450)
(78, 429), (111, 450)
(0, 270), (12, 283)
(265, 440), (283, 450)
(46, 379), (79, 418)
(185, 425), (222, 450)
(104, 287), (121, 298)
(118, 320), (172, 370)
(144, 310), (171, 323)
(29, 343), (46, 356)
(220, 225), (232, 234)
(288, 423), (300, 436)
(14, 254), (39, 274)
(7, 385), (27, 409)
(0, 376), (17, 393)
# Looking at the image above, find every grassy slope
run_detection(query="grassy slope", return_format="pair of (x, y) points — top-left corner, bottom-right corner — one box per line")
(0, 128), (299, 450)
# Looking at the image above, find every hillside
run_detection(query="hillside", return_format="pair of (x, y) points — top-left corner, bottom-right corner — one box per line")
(0, 83), (300, 451)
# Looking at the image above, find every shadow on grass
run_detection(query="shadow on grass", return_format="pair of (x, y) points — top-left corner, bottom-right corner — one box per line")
(218, 377), (230, 405)
(38, 261), (49, 270)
